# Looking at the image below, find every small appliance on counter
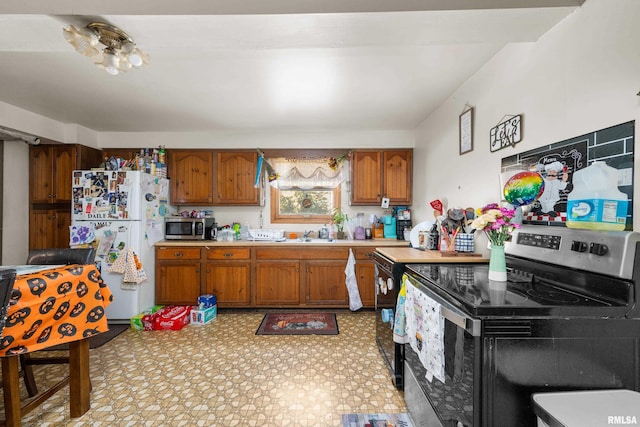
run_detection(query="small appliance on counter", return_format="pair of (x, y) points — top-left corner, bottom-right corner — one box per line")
(354, 213), (366, 240)
(393, 206), (412, 240)
(165, 216), (216, 240)
(381, 215), (397, 238)
(396, 220), (412, 241)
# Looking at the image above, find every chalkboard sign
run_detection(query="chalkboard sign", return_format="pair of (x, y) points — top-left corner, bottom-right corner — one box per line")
(501, 121), (634, 229)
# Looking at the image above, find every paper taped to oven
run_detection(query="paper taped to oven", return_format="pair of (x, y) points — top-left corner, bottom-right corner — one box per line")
(405, 275), (445, 383)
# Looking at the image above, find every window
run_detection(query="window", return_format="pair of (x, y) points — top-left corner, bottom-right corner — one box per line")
(268, 157), (343, 224)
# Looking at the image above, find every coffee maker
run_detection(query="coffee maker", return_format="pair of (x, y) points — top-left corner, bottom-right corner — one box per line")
(394, 207), (412, 240)
(381, 215), (397, 239)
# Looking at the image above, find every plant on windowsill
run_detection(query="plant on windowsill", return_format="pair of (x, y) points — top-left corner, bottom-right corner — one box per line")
(332, 208), (349, 240)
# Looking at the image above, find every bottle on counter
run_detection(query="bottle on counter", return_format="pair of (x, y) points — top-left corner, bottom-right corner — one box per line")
(427, 224), (439, 250)
(158, 145), (166, 164)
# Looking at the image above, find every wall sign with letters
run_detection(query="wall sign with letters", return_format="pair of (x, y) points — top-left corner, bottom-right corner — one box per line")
(490, 114), (522, 152)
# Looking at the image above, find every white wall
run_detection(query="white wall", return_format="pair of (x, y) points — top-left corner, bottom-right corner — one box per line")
(0, 100), (414, 244)
(6, 0), (640, 246)
(2, 140), (29, 264)
(413, 0), (640, 235)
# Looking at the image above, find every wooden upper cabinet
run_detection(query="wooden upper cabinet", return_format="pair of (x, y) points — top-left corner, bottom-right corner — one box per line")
(168, 150), (214, 205)
(212, 151), (259, 205)
(30, 144), (101, 204)
(54, 145), (75, 202)
(30, 145), (55, 204)
(383, 150), (412, 205)
(350, 149), (412, 205)
(351, 151), (383, 205)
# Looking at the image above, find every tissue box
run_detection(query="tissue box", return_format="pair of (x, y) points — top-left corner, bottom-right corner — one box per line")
(190, 305), (217, 325)
(152, 305), (192, 331)
(131, 305), (164, 331)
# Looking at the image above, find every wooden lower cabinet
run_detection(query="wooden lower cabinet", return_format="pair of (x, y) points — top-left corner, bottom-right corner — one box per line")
(155, 244), (394, 308)
(255, 247), (350, 307)
(29, 208), (71, 250)
(204, 247), (251, 307)
(155, 247), (202, 305)
(255, 261), (300, 306)
(353, 247), (376, 307)
(305, 260), (349, 305)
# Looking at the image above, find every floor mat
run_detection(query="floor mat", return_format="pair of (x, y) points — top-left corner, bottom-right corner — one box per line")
(256, 312), (338, 335)
(41, 323), (129, 350)
(342, 413), (413, 427)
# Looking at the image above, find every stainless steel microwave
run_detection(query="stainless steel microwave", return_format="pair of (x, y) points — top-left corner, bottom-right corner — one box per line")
(165, 217), (215, 240)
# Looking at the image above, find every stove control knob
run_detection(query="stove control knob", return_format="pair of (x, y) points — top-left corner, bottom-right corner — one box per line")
(571, 240), (588, 252)
(589, 242), (609, 256)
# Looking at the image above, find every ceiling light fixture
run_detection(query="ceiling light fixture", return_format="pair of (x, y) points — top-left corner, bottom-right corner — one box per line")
(63, 22), (149, 75)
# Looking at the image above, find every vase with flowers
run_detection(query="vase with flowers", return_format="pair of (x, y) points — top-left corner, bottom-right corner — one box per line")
(470, 203), (519, 281)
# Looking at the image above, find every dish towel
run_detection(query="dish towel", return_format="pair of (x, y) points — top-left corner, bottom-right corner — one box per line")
(405, 274), (445, 383)
(109, 248), (148, 287)
(393, 275), (409, 344)
(344, 248), (363, 311)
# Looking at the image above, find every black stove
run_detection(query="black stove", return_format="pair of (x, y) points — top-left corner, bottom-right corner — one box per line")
(402, 225), (640, 427)
(406, 258), (633, 317)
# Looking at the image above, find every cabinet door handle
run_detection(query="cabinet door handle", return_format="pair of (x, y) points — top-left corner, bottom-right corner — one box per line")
(195, 269), (200, 273)
(174, 252), (183, 257)
(224, 252), (233, 257)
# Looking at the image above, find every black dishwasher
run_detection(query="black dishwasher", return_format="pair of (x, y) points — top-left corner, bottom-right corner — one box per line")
(373, 251), (405, 390)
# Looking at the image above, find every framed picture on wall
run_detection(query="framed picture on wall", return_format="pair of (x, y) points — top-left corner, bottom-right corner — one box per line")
(459, 107), (473, 155)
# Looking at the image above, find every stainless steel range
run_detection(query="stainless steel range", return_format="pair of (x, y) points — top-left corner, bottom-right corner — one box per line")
(403, 225), (640, 427)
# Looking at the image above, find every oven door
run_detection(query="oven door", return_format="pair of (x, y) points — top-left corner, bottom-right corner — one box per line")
(404, 272), (482, 427)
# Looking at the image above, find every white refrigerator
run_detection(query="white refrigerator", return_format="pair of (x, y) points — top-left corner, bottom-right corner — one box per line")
(70, 170), (170, 322)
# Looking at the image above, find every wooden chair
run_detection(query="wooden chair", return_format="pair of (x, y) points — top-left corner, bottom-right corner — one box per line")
(20, 248), (98, 396)
(25, 248), (97, 266)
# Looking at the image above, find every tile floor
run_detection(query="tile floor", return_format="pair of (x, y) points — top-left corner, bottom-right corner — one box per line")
(1, 310), (407, 426)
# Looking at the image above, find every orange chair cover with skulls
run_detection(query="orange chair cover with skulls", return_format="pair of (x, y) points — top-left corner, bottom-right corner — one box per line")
(0, 264), (113, 356)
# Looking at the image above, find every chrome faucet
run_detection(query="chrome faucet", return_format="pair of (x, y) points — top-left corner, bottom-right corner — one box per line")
(303, 230), (312, 241)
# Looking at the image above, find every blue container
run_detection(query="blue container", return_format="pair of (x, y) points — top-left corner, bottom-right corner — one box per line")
(198, 294), (217, 309)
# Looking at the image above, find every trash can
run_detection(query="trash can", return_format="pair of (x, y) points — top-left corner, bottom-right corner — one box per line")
(532, 389), (640, 427)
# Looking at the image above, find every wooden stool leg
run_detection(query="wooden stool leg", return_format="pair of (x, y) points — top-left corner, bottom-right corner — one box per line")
(2, 355), (23, 427)
(19, 354), (39, 397)
(69, 338), (90, 418)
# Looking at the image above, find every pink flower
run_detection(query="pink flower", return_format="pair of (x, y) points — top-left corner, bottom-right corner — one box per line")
(470, 203), (519, 246)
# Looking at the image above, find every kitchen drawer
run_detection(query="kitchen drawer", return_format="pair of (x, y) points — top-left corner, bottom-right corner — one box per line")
(156, 247), (202, 260)
(256, 247), (349, 260)
(206, 247), (251, 260)
(353, 247), (376, 261)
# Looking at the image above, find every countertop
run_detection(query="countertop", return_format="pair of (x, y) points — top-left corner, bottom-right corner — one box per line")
(375, 247), (489, 263)
(155, 238), (410, 247)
